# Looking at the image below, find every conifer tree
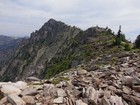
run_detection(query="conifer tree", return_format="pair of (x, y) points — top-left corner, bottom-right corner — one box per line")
(135, 35), (140, 48)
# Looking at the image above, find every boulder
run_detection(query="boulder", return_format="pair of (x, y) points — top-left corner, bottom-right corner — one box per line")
(108, 86), (117, 92)
(73, 89), (82, 98)
(43, 84), (55, 90)
(86, 87), (98, 103)
(133, 91), (140, 98)
(56, 81), (66, 88)
(122, 94), (140, 104)
(57, 89), (67, 97)
(0, 82), (9, 87)
(121, 76), (133, 86)
(76, 100), (87, 105)
(101, 96), (111, 105)
(45, 96), (52, 105)
(1, 84), (21, 95)
(122, 86), (131, 94)
(53, 97), (64, 104)
(20, 88), (39, 96)
(0, 97), (7, 105)
(22, 96), (35, 105)
(26, 77), (40, 81)
(7, 94), (26, 105)
(12, 81), (27, 90)
(110, 96), (123, 105)
(77, 69), (88, 75)
(104, 90), (111, 99)
(132, 75), (140, 85)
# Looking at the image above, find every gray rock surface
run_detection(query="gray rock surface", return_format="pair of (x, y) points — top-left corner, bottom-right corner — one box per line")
(7, 94), (26, 105)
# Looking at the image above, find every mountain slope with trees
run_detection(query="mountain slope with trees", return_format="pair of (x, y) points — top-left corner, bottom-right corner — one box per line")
(0, 19), (139, 82)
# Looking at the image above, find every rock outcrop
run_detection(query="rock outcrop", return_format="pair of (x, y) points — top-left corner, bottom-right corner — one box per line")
(1, 19), (111, 81)
(0, 52), (140, 105)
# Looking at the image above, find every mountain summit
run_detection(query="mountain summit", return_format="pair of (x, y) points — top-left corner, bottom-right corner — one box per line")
(1, 19), (81, 81)
(0, 19), (129, 81)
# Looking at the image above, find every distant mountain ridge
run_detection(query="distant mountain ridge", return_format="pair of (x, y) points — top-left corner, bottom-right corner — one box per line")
(0, 35), (15, 46)
(0, 35), (27, 71)
(0, 19), (131, 81)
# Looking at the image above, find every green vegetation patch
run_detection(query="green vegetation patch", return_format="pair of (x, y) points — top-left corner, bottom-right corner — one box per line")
(46, 58), (72, 78)
(51, 77), (69, 85)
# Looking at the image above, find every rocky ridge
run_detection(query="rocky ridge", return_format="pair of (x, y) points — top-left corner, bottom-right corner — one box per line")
(0, 52), (140, 105)
(0, 35), (27, 74)
(1, 19), (112, 81)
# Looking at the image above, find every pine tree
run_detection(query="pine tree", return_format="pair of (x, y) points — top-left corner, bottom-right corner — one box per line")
(115, 25), (125, 45)
(135, 35), (140, 48)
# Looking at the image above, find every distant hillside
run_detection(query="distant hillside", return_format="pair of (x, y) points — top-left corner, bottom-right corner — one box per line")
(0, 35), (15, 46)
(0, 35), (27, 72)
(1, 19), (138, 82)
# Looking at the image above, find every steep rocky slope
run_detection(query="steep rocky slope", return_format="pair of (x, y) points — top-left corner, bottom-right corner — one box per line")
(0, 19), (140, 105)
(0, 35), (15, 45)
(0, 35), (15, 62)
(0, 38), (26, 61)
(0, 53), (140, 105)
(0, 19), (81, 81)
(0, 19), (137, 82)
(0, 35), (27, 71)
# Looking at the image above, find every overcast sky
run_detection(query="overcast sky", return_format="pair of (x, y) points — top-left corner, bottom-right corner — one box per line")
(0, 0), (140, 41)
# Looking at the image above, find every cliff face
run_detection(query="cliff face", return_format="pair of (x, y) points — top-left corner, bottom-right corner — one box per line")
(0, 35), (26, 74)
(1, 19), (82, 81)
(1, 19), (116, 81)
(0, 35), (16, 61)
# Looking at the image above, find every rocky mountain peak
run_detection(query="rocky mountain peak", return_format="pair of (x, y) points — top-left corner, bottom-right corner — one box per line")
(41, 18), (66, 31)
(30, 19), (74, 42)
(47, 18), (58, 24)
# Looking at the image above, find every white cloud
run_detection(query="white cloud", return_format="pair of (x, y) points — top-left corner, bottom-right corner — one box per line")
(0, 0), (140, 41)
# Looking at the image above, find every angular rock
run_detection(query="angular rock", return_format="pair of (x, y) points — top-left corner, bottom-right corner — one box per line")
(122, 86), (130, 94)
(1, 84), (21, 95)
(26, 77), (40, 81)
(22, 96), (35, 105)
(12, 81), (27, 90)
(122, 94), (140, 105)
(0, 82), (9, 87)
(20, 88), (39, 96)
(43, 84), (55, 90)
(110, 95), (123, 105)
(131, 74), (140, 85)
(73, 89), (82, 98)
(43, 84), (58, 97)
(76, 100), (87, 105)
(56, 81), (66, 88)
(101, 96), (111, 105)
(133, 91), (140, 98)
(77, 69), (88, 75)
(57, 89), (67, 97)
(86, 86), (98, 103)
(45, 96), (52, 105)
(7, 94), (26, 105)
(65, 97), (74, 105)
(133, 85), (140, 92)
(104, 90), (111, 99)
(0, 97), (7, 105)
(108, 86), (117, 92)
(121, 76), (133, 86)
(53, 97), (64, 104)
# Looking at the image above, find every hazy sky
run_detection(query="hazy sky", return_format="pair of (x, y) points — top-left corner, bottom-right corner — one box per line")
(0, 0), (140, 41)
